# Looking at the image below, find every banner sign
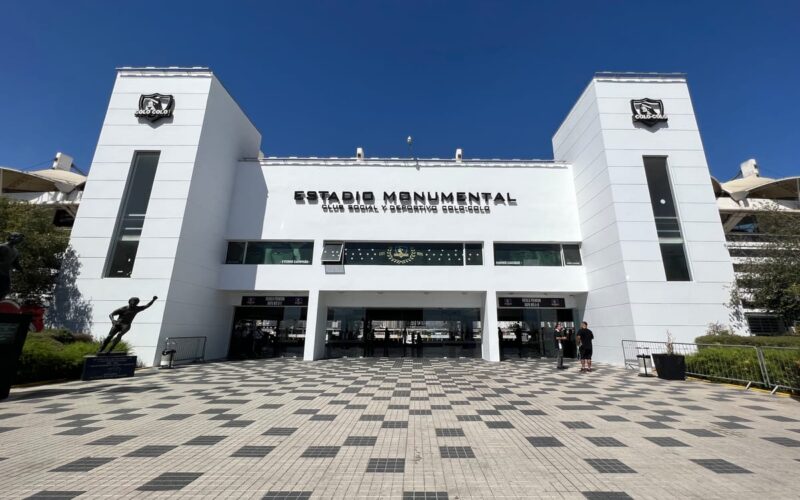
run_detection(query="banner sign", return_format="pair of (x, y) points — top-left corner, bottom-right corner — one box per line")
(241, 296), (309, 307)
(497, 297), (566, 308)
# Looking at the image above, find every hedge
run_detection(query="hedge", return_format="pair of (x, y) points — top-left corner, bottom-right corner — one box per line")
(684, 347), (764, 385)
(15, 329), (129, 385)
(694, 335), (800, 348)
(685, 337), (800, 392)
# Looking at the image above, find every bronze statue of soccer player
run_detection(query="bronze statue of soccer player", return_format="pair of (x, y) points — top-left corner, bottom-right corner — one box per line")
(0, 233), (24, 301)
(98, 296), (158, 354)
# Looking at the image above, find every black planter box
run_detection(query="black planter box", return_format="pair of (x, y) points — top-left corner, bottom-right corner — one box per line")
(0, 313), (32, 400)
(651, 353), (686, 381)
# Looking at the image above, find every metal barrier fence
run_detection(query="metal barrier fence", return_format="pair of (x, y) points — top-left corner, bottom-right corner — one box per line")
(759, 346), (800, 394)
(622, 340), (800, 394)
(163, 336), (207, 364)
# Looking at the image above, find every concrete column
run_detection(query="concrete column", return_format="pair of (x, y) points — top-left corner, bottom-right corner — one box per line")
(303, 289), (324, 361)
(482, 290), (500, 362)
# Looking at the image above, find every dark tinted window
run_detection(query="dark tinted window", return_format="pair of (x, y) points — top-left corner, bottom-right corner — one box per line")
(746, 315), (784, 335)
(465, 243), (483, 265)
(225, 242), (247, 264)
(321, 242), (344, 263)
(244, 242), (313, 264)
(562, 245), (582, 265)
(493, 243), (562, 266)
(660, 243), (691, 281)
(643, 156), (677, 218)
(105, 152), (159, 278)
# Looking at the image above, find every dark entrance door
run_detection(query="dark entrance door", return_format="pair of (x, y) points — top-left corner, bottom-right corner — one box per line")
(229, 306), (306, 359)
(496, 308), (575, 360)
(325, 307), (482, 358)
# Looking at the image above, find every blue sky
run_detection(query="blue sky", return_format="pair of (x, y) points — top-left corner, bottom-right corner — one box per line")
(1, 1), (798, 180)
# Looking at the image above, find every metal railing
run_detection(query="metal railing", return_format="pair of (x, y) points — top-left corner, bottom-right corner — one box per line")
(622, 340), (800, 394)
(759, 346), (800, 394)
(162, 336), (207, 364)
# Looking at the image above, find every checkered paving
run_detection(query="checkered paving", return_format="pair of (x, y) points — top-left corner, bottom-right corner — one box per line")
(1, 357), (798, 498)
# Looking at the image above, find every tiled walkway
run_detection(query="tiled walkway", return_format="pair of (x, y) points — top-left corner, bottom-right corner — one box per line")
(1, 358), (799, 499)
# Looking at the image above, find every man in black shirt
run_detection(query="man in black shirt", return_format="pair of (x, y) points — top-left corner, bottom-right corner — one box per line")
(576, 321), (594, 372)
(98, 296), (157, 353)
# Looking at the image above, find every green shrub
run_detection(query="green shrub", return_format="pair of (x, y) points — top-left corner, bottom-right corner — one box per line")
(39, 328), (94, 344)
(685, 344), (800, 392)
(15, 331), (129, 385)
(761, 348), (800, 391)
(685, 347), (764, 385)
(694, 335), (800, 348)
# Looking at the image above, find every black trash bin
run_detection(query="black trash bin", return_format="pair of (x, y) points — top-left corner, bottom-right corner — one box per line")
(160, 349), (177, 369)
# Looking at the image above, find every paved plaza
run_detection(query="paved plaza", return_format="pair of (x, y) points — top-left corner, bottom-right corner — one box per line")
(1, 358), (799, 499)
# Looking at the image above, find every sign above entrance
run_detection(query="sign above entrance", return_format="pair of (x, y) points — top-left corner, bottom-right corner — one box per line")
(241, 296), (308, 307)
(497, 297), (566, 308)
(294, 190), (517, 214)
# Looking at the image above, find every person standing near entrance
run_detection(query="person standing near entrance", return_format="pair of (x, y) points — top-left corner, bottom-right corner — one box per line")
(362, 323), (369, 357)
(414, 331), (423, 358)
(383, 327), (390, 357)
(402, 327), (408, 357)
(554, 322), (567, 369)
(576, 321), (594, 372)
(514, 323), (523, 358)
(497, 326), (504, 361)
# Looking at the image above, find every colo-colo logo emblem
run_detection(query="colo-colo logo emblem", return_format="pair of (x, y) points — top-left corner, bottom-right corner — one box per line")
(135, 93), (175, 122)
(385, 245), (417, 264)
(631, 98), (667, 127)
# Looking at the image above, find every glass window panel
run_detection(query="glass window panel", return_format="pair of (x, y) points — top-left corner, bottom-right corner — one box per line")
(105, 151), (159, 278)
(746, 315), (783, 335)
(643, 157), (677, 218)
(465, 243), (483, 265)
(321, 242), (344, 263)
(105, 240), (139, 278)
(244, 241), (313, 265)
(493, 243), (562, 266)
(660, 243), (691, 281)
(344, 242), (464, 266)
(562, 245), (582, 265)
(225, 242), (247, 264)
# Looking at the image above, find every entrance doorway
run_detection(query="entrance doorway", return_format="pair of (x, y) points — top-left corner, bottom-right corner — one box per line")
(229, 306), (306, 359)
(325, 307), (482, 358)
(496, 308), (575, 359)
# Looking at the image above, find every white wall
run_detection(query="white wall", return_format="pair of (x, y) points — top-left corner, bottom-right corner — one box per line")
(221, 161), (587, 294)
(553, 74), (736, 362)
(221, 160), (589, 361)
(69, 68), (260, 365)
(157, 77), (261, 363)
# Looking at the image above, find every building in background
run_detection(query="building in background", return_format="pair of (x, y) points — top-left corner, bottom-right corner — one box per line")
(0, 152), (86, 227)
(715, 159), (800, 334)
(66, 68), (736, 366)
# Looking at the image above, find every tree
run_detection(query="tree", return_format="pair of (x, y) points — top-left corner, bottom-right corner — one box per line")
(730, 206), (800, 330)
(0, 198), (69, 303)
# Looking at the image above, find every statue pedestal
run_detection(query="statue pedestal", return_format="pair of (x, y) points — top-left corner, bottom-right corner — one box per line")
(0, 312), (32, 400)
(81, 353), (137, 381)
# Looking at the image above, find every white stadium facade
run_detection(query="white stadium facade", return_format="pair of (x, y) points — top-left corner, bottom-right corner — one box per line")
(63, 67), (782, 366)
